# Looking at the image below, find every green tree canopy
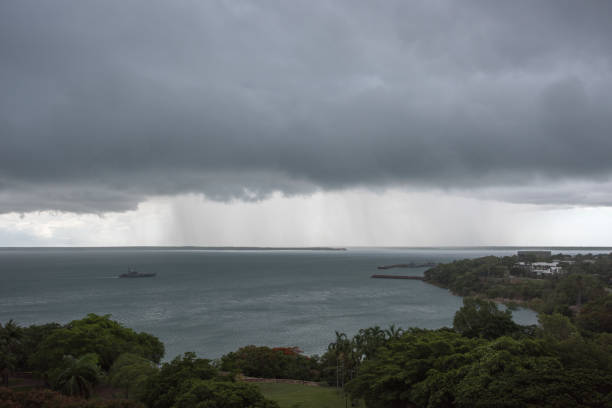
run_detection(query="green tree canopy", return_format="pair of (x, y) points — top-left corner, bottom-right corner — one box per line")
(172, 379), (279, 408)
(538, 313), (581, 342)
(141, 352), (217, 408)
(577, 294), (612, 333)
(319, 325), (406, 386)
(453, 337), (612, 408)
(30, 314), (164, 372)
(220, 345), (318, 381)
(453, 297), (519, 339)
(50, 353), (103, 399)
(0, 319), (23, 379)
(108, 353), (158, 399)
(347, 329), (612, 408)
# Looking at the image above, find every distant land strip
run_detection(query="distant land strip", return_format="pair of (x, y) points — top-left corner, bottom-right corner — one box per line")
(3, 246), (612, 251)
(353, 246), (612, 250)
(371, 274), (425, 280)
(0, 246), (347, 251)
(377, 262), (437, 269)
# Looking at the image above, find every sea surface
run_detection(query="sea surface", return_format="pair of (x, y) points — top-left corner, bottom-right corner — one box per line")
(1, 247), (607, 360)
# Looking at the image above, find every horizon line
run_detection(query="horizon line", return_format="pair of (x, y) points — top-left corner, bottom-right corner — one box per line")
(1, 245), (611, 250)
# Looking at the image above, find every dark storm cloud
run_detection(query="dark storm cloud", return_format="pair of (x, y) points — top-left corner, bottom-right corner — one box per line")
(1, 0), (612, 212)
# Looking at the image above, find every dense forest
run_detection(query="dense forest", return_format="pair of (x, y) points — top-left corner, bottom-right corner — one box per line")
(2, 254), (612, 407)
(424, 253), (612, 317)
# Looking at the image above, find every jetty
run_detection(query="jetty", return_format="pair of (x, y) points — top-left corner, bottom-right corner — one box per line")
(371, 274), (425, 280)
(377, 262), (436, 270)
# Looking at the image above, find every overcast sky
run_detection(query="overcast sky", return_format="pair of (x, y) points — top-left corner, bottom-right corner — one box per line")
(1, 1), (612, 246)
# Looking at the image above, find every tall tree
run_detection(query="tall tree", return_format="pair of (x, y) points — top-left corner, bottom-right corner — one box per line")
(453, 297), (518, 339)
(52, 353), (102, 399)
(108, 353), (158, 399)
(0, 320), (22, 386)
(30, 314), (164, 372)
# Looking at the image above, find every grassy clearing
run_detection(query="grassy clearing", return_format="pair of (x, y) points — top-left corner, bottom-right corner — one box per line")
(257, 383), (361, 408)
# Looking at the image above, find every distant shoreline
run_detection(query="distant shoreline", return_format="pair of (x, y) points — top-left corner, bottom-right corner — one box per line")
(1, 246), (611, 250)
(0, 246), (348, 251)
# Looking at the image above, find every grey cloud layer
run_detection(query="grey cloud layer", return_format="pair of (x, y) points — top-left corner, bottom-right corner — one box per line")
(2, 0), (612, 212)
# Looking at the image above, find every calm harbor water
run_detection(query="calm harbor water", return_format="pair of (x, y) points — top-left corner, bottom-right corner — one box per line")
(1, 247), (597, 360)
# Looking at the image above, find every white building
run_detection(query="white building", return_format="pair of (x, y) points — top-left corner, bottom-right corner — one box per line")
(515, 261), (563, 275)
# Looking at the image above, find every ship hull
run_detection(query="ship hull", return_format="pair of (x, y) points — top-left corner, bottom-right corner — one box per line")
(118, 273), (156, 278)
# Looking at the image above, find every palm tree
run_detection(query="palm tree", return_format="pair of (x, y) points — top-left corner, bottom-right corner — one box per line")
(1, 320), (22, 343)
(384, 324), (403, 340)
(0, 340), (16, 386)
(54, 353), (102, 399)
(327, 332), (353, 389)
(0, 320), (22, 386)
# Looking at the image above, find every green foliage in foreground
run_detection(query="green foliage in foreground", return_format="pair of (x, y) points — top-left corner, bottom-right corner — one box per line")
(452, 297), (520, 339)
(1, 314), (165, 400)
(257, 383), (358, 408)
(173, 379), (279, 408)
(220, 346), (319, 381)
(318, 325), (403, 387)
(30, 314), (164, 373)
(0, 319), (26, 383)
(108, 353), (158, 399)
(577, 293), (612, 333)
(4, 322), (62, 374)
(49, 353), (103, 399)
(346, 328), (485, 408)
(141, 352), (278, 408)
(141, 352), (217, 408)
(347, 329), (612, 407)
(344, 298), (612, 408)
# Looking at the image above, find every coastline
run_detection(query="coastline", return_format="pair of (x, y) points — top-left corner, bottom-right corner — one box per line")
(422, 277), (538, 313)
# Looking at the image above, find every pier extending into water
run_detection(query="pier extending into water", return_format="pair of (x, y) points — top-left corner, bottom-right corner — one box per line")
(371, 274), (425, 280)
(377, 262), (436, 270)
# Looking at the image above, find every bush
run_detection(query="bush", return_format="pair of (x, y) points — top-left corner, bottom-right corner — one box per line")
(140, 352), (217, 408)
(173, 379), (279, 408)
(220, 346), (318, 381)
